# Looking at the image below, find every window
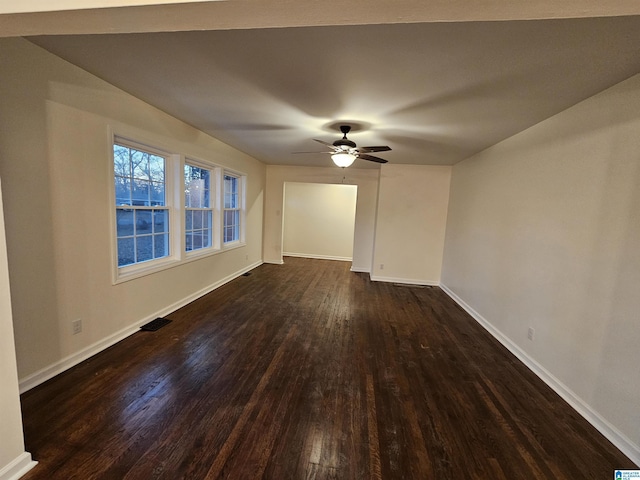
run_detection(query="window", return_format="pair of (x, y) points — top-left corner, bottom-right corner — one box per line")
(223, 173), (241, 243)
(112, 135), (246, 281)
(184, 163), (213, 252)
(114, 143), (169, 267)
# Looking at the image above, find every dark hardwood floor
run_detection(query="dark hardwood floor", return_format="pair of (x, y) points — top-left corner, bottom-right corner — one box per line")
(20, 257), (636, 479)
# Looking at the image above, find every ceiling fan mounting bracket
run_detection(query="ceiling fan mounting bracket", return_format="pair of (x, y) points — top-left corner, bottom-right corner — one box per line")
(333, 125), (356, 148)
(339, 125), (351, 135)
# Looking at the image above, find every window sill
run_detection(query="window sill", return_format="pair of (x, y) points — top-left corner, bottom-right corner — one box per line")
(222, 240), (244, 250)
(114, 257), (181, 285)
(113, 242), (248, 285)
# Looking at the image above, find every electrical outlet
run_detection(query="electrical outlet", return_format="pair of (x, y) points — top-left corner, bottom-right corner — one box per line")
(527, 327), (534, 341)
(72, 319), (82, 335)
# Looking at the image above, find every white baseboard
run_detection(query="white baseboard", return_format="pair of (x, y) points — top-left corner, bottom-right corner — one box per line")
(440, 283), (640, 466)
(262, 259), (284, 265)
(370, 274), (439, 286)
(283, 252), (352, 262)
(19, 261), (263, 393)
(0, 452), (37, 480)
(350, 265), (370, 273)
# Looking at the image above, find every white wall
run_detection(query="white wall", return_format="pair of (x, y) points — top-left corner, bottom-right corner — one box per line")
(263, 165), (379, 272)
(0, 37), (265, 387)
(371, 164), (451, 285)
(283, 182), (357, 261)
(0, 180), (36, 480)
(442, 73), (640, 463)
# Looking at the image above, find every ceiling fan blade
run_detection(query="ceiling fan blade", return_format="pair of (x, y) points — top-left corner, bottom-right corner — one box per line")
(358, 153), (388, 164)
(291, 151), (333, 154)
(313, 139), (337, 149)
(359, 145), (392, 153)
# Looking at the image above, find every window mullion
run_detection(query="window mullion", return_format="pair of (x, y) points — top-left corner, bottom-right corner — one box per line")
(170, 154), (184, 260)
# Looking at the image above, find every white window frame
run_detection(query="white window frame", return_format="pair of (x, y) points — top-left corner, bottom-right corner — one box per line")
(109, 131), (247, 284)
(184, 158), (219, 257)
(111, 138), (180, 283)
(222, 171), (245, 246)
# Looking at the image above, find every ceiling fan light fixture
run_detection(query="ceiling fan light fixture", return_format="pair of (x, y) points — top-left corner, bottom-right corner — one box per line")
(331, 152), (357, 168)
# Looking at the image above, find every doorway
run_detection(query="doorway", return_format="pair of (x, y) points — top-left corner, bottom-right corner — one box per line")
(282, 182), (358, 261)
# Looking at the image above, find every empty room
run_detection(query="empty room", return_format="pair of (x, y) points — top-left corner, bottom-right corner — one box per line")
(1, 2), (639, 479)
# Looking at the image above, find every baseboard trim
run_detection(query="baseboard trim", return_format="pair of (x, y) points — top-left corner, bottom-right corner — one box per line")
(263, 259), (284, 265)
(283, 252), (352, 262)
(0, 452), (37, 480)
(350, 266), (370, 273)
(19, 261), (263, 394)
(439, 283), (640, 466)
(370, 274), (439, 286)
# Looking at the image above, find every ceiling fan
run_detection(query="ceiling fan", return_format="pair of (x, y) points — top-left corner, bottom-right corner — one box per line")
(297, 125), (391, 167)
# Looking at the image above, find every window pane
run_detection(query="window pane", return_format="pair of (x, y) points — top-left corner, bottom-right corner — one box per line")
(116, 209), (134, 237)
(114, 145), (131, 178)
(115, 177), (131, 205)
(192, 232), (203, 250)
(223, 208), (240, 244)
(153, 210), (168, 233)
(132, 180), (150, 206)
(184, 166), (191, 208)
(185, 164), (211, 209)
(224, 175), (238, 209)
(233, 221), (239, 241)
(185, 233), (193, 251)
(224, 226), (233, 243)
(202, 228), (211, 248)
(192, 185), (203, 208)
(135, 210), (153, 235)
(225, 193), (238, 209)
(136, 235), (153, 263)
(204, 210), (212, 230)
(150, 182), (165, 206)
(203, 185), (210, 208)
(153, 233), (169, 259)
(193, 210), (203, 229)
(149, 155), (165, 183)
(117, 238), (135, 267)
(132, 150), (150, 180)
(185, 210), (193, 230)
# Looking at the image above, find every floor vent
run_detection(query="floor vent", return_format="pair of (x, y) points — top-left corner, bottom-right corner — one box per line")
(140, 317), (172, 331)
(242, 272), (252, 277)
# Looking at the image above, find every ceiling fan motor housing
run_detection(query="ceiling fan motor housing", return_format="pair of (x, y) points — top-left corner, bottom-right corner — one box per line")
(333, 138), (356, 148)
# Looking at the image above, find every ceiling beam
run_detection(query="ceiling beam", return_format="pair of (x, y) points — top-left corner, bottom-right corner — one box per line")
(1, 0), (640, 37)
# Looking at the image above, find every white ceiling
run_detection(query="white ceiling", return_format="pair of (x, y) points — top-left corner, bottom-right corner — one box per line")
(30, 15), (640, 168)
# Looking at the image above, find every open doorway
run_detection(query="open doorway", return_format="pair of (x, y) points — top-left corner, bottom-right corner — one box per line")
(282, 182), (358, 261)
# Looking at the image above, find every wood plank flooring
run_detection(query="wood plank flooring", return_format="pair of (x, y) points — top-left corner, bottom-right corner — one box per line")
(20, 257), (636, 479)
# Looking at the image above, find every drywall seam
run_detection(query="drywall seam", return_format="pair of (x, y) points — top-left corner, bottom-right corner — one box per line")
(18, 260), (263, 393)
(440, 283), (640, 466)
